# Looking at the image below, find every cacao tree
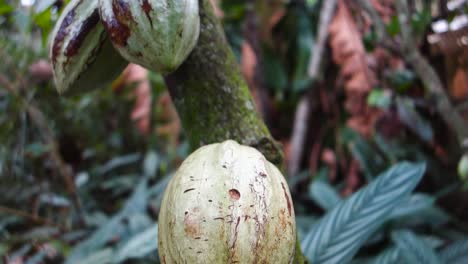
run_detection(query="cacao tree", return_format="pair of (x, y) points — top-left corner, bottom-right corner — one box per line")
(49, 0), (306, 262)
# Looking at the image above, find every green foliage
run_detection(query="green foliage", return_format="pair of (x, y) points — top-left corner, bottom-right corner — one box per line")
(308, 180), (342, 211)
(392, 230), (442, 264)
(1, 1), (467, 263)
(301, 162), (426, 263)
(302, 160), (467, 264)
(439, 239), (468, 264)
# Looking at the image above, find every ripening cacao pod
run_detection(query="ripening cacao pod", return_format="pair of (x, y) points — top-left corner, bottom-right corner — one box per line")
(158, 140), (296, 263)
(98, 0), (200, 74)
(49, 0), (128, 95)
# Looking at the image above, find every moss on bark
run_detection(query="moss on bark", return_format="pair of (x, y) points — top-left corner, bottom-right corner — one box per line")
(164, 0), (306, 262)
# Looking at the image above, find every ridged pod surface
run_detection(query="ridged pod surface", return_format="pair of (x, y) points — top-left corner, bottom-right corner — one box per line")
(49, 0), (127, 95)
(98, 0), (200, 74)
(158, 140), (296, 263)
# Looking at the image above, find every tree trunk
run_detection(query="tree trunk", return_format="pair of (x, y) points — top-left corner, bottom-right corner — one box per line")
(164, 0), (306, 262)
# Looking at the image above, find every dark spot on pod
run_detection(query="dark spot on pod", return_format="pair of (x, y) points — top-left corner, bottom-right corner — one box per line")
(184, 188), (195, 193)
(213, 217), (224, 220)
(65, 9), (100, 58)
(103, 0), (133, 47)
(52, 7), (76, 64)
(141, 0), (154, 27)
(185, 211), (188, 215)
(281, 183), (292, 216)
(229, 189), (240, 200)
(208, 200), (212, 202)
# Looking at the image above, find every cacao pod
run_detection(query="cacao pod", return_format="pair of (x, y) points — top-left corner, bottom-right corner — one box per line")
(98, 0), (200, 74)
(458, 154), (468, 181)
(49, 0), (128, 95)
(158, 140), (296, 263)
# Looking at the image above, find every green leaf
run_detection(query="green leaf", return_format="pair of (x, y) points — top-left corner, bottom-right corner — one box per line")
(439, 239), (468, 264)
(0, 3), (13, 16)
(396, 97), (434, 143)
(369, 248), (401, 264)
(65, 178), (149, 263)
(348, 134), (387, 181)
(386, 15), (401, 37)
(79, 248), (113, 264)
(301, 162), (426, 264)
(112, 224), (158, 263)
(388, 193), (435, 219)
(392, 230), (442, 264)
(263, 47), (288, 92)
(367, 89), (391, 109)
(143, 151), (159, 177)
(308, 180), (342, 211)
(355, 247), (401, 264)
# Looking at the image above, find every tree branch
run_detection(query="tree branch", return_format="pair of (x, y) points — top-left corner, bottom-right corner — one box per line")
(164, 0), (307, 262)
(355, 0), (468, 147)
(289, 0), (338, 177)
(164, 0), (283, 165)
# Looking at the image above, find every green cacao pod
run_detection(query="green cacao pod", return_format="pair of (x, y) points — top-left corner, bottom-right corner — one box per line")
(158, 140), (296, 263)
(49, 0), (128, 95)
(98, 0), (200, 74)
(458, 154), (468, 181)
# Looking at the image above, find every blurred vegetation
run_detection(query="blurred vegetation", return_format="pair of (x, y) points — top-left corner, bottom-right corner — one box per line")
(1, 0), (468, 263)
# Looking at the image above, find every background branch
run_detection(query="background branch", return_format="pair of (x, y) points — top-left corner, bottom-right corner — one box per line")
(288, 0), (338, 177)
(355, 0), (468, 147)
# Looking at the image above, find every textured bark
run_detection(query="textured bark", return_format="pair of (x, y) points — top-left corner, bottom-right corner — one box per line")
(164, 0), (283, 165)
(164, 0), (307, 262)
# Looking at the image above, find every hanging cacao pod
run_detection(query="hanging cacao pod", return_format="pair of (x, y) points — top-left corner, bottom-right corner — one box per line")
(98, 0), (200, 74)
(49, 0), (128, 95)
(158, 140), (296, 263)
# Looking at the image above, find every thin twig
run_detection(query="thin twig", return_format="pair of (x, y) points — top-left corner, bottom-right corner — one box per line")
(395, 0), (468, 146)
(288, 0), (338, 177)
(289, 95), (312, 177)
(308, 0), (339, 78)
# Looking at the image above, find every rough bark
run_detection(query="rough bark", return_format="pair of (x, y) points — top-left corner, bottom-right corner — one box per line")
(164, 0), (307, 262)
(164, 0), (283, 165)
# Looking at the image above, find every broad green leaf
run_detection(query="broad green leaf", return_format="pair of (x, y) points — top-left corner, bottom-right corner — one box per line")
(388, 193), (435, 219)
(439, 239), (468, 264)
(301, 162), (426, 264)
(308, 180), (342, 211)
(396, 97), (433, 143)
(369, 248), (401, 264)
(65, 178), (149, 263)
(112, 224), (158, 263)
(96, 153), (141, 175)
(392, 230), (442, 264)
(79, 248), (113, 264)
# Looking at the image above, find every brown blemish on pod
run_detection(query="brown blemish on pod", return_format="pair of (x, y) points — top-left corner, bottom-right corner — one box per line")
(281, 183), (292, 216)
(103, 0), (133, 47)
(229, 189), (240, 200)
(65, 9), (100, 58)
